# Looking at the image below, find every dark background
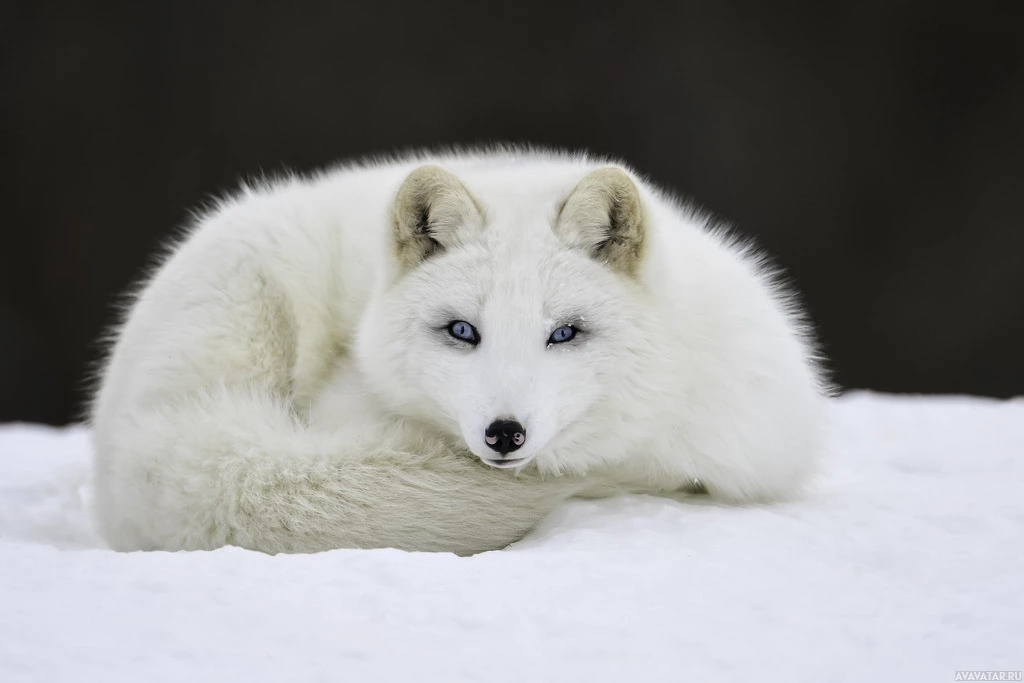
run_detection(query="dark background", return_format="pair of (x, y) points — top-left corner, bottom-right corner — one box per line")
(2, 1), (1022, 425)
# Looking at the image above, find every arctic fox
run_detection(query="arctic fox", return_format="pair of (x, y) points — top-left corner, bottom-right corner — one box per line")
(90, 147), (828, 556)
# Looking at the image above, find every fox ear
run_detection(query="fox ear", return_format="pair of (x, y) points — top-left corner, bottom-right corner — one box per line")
(554, 167), (647, 276)
(391, 165), (484, 273)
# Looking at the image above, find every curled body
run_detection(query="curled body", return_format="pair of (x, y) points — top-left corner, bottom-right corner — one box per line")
(90, 147), (829, 555)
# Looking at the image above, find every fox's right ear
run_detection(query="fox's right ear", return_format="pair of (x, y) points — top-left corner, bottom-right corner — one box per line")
(391, 165), (484, 273)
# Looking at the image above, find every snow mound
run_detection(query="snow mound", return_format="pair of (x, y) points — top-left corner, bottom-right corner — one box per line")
(1, 392), (1021, 682)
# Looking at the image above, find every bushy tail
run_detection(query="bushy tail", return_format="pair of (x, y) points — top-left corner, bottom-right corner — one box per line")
(91, 385), (586, 556)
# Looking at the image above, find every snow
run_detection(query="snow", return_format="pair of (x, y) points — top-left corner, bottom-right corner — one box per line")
(1, 391), (1022, 682)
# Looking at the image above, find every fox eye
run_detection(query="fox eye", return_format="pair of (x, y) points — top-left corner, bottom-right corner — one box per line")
(447, 320), (479, 345)
(547, 325), (576, 345)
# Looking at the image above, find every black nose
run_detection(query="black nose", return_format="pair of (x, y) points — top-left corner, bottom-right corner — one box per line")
(484, 419), (527, 455)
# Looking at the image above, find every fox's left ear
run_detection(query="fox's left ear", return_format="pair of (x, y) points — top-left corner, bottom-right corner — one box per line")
(554, 167), (647, 277)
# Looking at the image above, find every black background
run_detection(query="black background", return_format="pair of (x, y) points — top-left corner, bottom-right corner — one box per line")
(3, 1), (1022, 425)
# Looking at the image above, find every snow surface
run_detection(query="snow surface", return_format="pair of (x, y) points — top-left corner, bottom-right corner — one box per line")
(1, 391), (1021, 682)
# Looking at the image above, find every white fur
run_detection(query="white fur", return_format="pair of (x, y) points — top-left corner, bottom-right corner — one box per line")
(90, 146), (830, 555)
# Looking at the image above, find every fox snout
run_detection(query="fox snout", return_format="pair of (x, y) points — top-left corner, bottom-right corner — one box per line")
(484, 419), (526, 455)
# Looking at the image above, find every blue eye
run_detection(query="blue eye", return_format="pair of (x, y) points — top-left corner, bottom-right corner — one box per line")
(547, 325), (576, 345)
(447, 320), (479, 345)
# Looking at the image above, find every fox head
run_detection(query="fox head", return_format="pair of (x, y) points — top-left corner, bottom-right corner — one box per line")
(354, 163), (655, 473)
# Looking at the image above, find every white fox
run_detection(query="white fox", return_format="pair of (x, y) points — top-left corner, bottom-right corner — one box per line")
(90, 147), (828, 556)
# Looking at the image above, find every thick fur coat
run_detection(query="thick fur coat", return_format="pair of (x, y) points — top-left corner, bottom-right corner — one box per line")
(90, 147), (829, 556)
